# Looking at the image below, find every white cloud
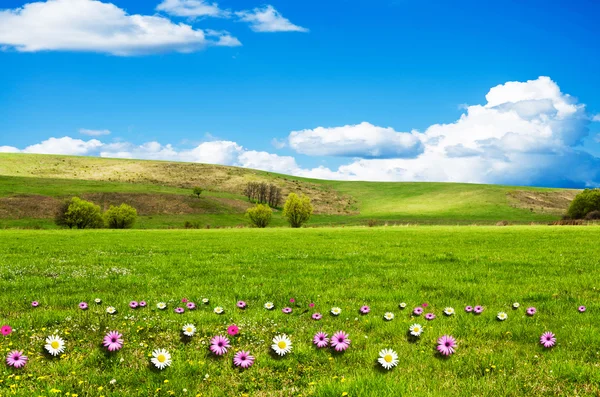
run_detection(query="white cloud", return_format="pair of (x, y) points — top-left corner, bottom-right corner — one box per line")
(288, 121), (424, 159)
(0, 146), (20, 153)
(238, 150), (299, 174)
(156, 0), (229, 18)
(0, 0), (240, 56)
(271, 138), (286, 149)
(236, 5), (308, 33)
(593, 114), (600, 122)
(23, 136), (103, 155)
(79, 128), (111, 136)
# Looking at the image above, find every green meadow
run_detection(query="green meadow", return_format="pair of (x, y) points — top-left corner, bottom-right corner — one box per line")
(1, 226), (600, 396)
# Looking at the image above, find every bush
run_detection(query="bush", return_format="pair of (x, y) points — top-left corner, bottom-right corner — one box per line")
(246, 204), (273, 228)
(282, 193), (313, 228)
(584, 210), (600, 220)
(367, 219), (378, 227)
(104, 204), (138, 229)
(184, 221), (201, 229)
(567, 189), (600, 219)
(55, 197), (104, 229)
(192, 187), (203, 198)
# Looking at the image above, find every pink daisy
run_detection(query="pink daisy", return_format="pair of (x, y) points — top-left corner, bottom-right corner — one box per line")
(312, 313), (322, 320)
(309, 303), (315, 308)
(237, 301), (247, 309)
(186, 302), (196, 310)
(413, 307), (423, 316)
(282, 307), (292, 314)
(436, 335), (457, 356)
(233, 350), (254, 369)
(139, 301), (147, 307)
(181, 298), (188, 303)
(6, 350), (27, 368)
(526, 307), (536, 316)
(360, 305), (370, 314)
(79, 302), (88, 310)
(330, 331), (351, 352)
(425, 313), (436, 321)
(578, 306), (586, 313)
(289, 298), (295, 303)
(103, 331), (124, 352)
(129, 301), (138, 309)
(313, 332), (329, 348)
(174, 307), (185, 314)
(465, 305), (473, 313)
(473, 305), (484, 314)
(227, 325), (239, 336)
(31, 301), (39, 307)
(422, 303), (429, 307)
(540, 332), (556, 348)
(209, 335), (230, 356)
(1, 325), (12, 336)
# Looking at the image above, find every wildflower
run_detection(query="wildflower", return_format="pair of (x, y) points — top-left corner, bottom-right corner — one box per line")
(182, 324), (196, 337)
(6, 351), (27, 368)
(465, 305), (473, 313)
(377, 349), (398, 370)
(186, 302), (196, 310)
(157, 302), (167, 310)
(474, 306), (484, 314)
(512, 302), (520, 309)
(540, 332), (556, 348)
(31, 301), (39, 307)
(497, 312), (508, 321)
(139, 301), (147, 307)
(264, 302), (274, 310)
(129, 301), (138, 309)
(331, 307), (342, 316)
(578, 306), (586, 313)
(181, 298), (188, 303)
(1, 325), (12, 336)
(94, 298), (102, 304)
(174, 307), (185, 314)
(227, 325), (239, 336)
(202, 298), (209, 304)
(399, 302), (407, 309)
(282, 307), (292, 314)
(413, 307), (423, 316)
(425, 313), (436, 321)
(436, 335), (457, 356)
(330, 331), (350, 352)
(444, 307), (455, 316)
(312, 313), (322, 320)
(237, 301), (247, 309)
(103, 331), (124, 352)
(309, 303), (315, 308)
(45, 335), (66, 356)
(422, 303), (429, 307)
(209, 335), (230, 356)
(383, 312), (394, 321)
(214, 306), (224, 314)
(233, 351), (255, 368)
(289, 298), (295, 303)
(79, 302), (88, 310)
(409, 323), (423, 336)
(151, 349), (172, 370)
(313, 332), (329, 348)
(526, 307), (536, 316)
(109, 379), (116, 385)
(271, 335), (292, 356)
(106, 306), (117, 314)
(360, 305), (370, 314)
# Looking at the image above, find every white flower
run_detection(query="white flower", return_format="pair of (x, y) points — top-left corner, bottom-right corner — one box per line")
(378, 348), (399, 370)
(94, 298), (102, 304)
(106, 306), (117, 314)
(109, 379), (116, 385)
(513, 302), (520, 308)
(157, 302), (167, 310)
(399, 302), (407, 309)
(214, 306), (224, 314)
(497, 312), (508, 321)
(202, 298), (209, 304)
(151, 349), (172, 370)
(444, 307), (455, 316)
(271, 334), (292, 356)
(45, 335), (65, 356)
(331, 307), (342, 316)
(264, 302), (274, 310)
(409, 323), (423, 336)
(182, 324), (196, 337)
(383, 312), (394, 321)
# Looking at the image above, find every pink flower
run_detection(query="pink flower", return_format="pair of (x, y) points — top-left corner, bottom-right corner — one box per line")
(421, 303), (429, 307)
(233, 350), (254, 368)
(413, 307), (423, 316)
(540, 332), (556, 348)
(31, 301), (39, 307)
(174, 307), (185, 314)
(181, 298), (188, 303)
(282, 307), (292, 314)
(209, 335), (230, 356)
(1, 325), (12, 336)
(227, 325), (239, 336)
(425, 313), (436, 321)
(6, 350), (27, 368)
(465, 306), (473, 313)
(578, 306), (586, 313)
(313, 332), (329, 348)
(79, 302), (88, 310)
(139, 301), (147, 307)
(129, 301), (138, 309)
(526, 307), (536, 316)
(360, 306), (370, 314)
(237, 301), (247, 309)
(309, 303), (315, 308)
(186, 302), (196, 310)
(312, 313), (322, 320)
(103, 331), (124, 352)
(436, 335), (457, 356)
(473, 305), (484, 314)
(289, 298), (295, 303)
(330, 331), (350, 352)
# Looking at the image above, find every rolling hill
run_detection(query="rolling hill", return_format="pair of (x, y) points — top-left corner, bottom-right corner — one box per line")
(0, 153), (578, 228)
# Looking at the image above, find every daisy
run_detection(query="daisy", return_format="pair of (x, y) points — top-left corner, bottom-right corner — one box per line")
(399, 302), (407, 309)
(425, 313), (436, 321)
(378, 348), (398, 370)
(383, 312), (394, 321)
(444, 307), (455, 316)
(79, 302), (88, 310)
(237, 301), (247, 309)
(186, 302), (196, 310)
(540, 332), (556, 348)
(31, 301), (39, 307)
(151, 349), (172, 370)
(465, 305), (473, 313)
(202, 298), (209, 304)
(331, 307), (342, 316)
(413, 307), (423, 316)
(331, 331), (350, 352)
(578, 306), (586, 313)
(289, 298), (295, 303)
(436, 335), (457, 356)
(139, 301), (147, 307)
(513, 302), (520, 309)
(227, 325), (239, 336)
(282, 307), (292, 314)
(106, 306), (117, 314)
(264, 302), (274, 310)
(6, 351), (27, 368)
(157, 302), (167, 310)
(312, 313), (322, 320)
(45, 335), (65, 356)
(129, 301), (138, 309)
(497, 312), (508, 321)
(409, 323), (423, 336)
(209, 335), (230, 356)
(526, 307), (536, 316)
(313, 332), (329, 348)
(182, 324), (196, 337)
(422, 302), (429, 307)
(309, 303), (315, 308)
(474, 305), (484, 314)
(174, 307), (184, 314)
(360, 305), (370, 314)
(1, 325), (12, 336)
(271, 334), (292, 356)
(94, 298), (102, 304)
(214, 306), (224, 314)
(181, 298), (188, 303)
(103, 331), (124, 351)
(233, 351), (255, 369)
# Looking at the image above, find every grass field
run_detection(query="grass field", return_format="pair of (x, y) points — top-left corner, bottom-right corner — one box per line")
(1, 226), (600, 396)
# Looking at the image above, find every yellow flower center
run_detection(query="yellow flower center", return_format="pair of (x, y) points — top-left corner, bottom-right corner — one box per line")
(186, 327), (192, 332)
(157, 354), (166, 363)
(384, 354), (393, 363)
(51, 341), (59, 349)
(414, 327), (420, 332)
(277, 341), (287, 349)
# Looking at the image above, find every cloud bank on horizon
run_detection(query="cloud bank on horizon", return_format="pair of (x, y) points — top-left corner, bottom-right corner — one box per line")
(2, 76), (599, 188)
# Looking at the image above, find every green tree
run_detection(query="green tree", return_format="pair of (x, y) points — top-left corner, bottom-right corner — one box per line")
(282, 193), (314, 228)
(567, 189), (600, 219)
(192, 187), (203, 198)
(104, 203), (138, 229)
(246, 204), (273, 228)
(55, 197), (104, 229)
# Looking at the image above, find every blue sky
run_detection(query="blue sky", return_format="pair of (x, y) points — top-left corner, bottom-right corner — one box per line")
(1, 0), (599, 187)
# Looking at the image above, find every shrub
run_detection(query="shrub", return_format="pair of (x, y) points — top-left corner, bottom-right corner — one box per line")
(367, 219), (378, 227)
(567, 189), (600, 219)
(55, 197), (104, 229)
(246, 204), (273, 228)
(584, 210), (600, 220)
(184, 221), (201, 229)
(192, 187), (203, 198)
(282, 193), (313, 228)
(104, 204), (138, 229)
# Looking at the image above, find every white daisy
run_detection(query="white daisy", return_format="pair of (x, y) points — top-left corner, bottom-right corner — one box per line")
(151, 349), (172, 370)
(45, 335), (65, 356)
(264, 302), (274, 310)
(214, 306), (224, 314)
(399, 302), (407, 309)
(444, 307), (455, 316)
(271, 334), (292, 356)
(513, 302), (520, 308)
(182, 324), (196, 337)
(94, 298), (102, 304)
(106, 306), (117, 314)
(378, 348), (399, 370)
(497, 312), (508, 321)
(383, 312), (395, 321)
(409, 323), (423, 336)
(202, 298), (209, 304)
(331, 307), (342, 316)
(157, 302), (167, 310)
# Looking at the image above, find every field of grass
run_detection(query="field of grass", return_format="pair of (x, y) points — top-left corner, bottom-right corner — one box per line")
(1, 226), (600, 396)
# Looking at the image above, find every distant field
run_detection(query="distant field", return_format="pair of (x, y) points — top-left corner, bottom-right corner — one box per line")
(1, 226), (599, 396)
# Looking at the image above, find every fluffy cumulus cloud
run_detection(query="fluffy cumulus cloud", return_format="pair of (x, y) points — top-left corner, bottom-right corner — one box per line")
(235, 5), (308, 33)
(156, 0), (229, 18)
(289, 122), (424, 159)
(0, 0), (240, 56)
(20, 137), (104, 155)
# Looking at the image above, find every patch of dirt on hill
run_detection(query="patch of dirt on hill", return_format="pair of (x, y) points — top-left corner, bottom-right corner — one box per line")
(0, 195), (61, 219)
(507, 190), (578, 215)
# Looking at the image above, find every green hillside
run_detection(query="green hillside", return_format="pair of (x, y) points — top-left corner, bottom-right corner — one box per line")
(0, 153), (578, 228)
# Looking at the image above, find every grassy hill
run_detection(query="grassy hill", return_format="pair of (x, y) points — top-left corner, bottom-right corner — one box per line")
(0, 153), (578, 228)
